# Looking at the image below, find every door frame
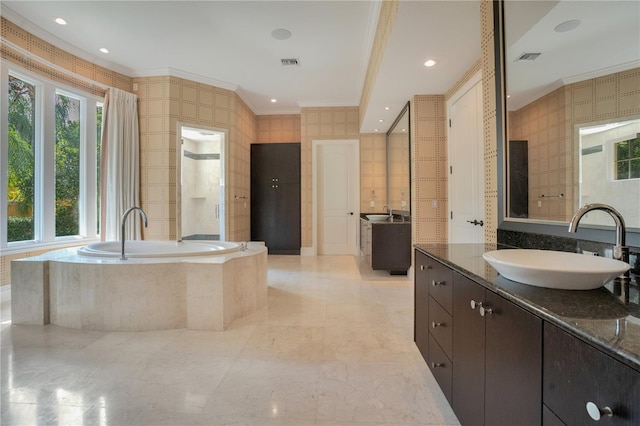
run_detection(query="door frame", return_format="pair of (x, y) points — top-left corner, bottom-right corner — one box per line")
(309, 139), (360, 256)
(176, 122), (229, 241)
(446, 70), (484, 243)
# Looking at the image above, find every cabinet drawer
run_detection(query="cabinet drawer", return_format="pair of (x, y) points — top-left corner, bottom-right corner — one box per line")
(428, 334), (452, 404)
(429, 260), (453, 314)
(428, 296), (453, 359)
(414, 250), (430, 360)
(543, 405), (566, 426)
(544, 323), (640, 425)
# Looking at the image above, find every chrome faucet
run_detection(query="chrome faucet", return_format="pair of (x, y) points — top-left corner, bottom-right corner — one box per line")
(568, 203), (628, 263)
(121, 207), (148, 260)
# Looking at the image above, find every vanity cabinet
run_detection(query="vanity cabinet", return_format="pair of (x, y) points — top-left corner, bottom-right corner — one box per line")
(543, 323), (640, 425)
(452, 272), (542, 426)
(360, 218), (411, 274)
(414, 248), (542, 426)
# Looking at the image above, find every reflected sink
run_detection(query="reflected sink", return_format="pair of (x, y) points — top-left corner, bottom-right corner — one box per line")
(366, 214), (389, 221)
(482, 249), (630, 290)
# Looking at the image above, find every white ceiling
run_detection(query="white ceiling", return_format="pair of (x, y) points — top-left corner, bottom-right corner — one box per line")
(1, 0), (482, 134)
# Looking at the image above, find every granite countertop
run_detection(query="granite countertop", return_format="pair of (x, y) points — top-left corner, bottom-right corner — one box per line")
(414, 243), (640, 371)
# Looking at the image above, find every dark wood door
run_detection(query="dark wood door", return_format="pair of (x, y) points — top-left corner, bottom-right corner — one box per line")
(544, 323), (640, 426)
(452, 272), (486, 426)
(484, 291), (542, 426)
(251, 143), (300, 254)
(414, 250), (430, 360)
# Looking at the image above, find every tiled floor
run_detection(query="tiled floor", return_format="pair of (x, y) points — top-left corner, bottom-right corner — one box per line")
(1, 255), (459, 425)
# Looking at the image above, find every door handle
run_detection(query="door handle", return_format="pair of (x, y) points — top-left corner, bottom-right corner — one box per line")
(466, 219), (484, 226)
(348, 212), (354, 215)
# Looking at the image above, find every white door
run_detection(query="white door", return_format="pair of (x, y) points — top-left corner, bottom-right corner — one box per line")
(448, 77), (485, 243)
(316, 140), (359, 255)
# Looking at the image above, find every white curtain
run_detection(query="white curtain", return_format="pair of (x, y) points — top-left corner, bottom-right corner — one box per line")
(100, 88), (141, 241)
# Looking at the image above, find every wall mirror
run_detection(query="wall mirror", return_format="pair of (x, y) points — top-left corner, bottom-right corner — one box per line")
(386, 102), (411, 214)
(500, 0), (640, 245)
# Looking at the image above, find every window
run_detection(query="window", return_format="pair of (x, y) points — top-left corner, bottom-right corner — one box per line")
(2, 66), (102, 251)
(615, 135), (640, 180)
(7, 75), (36, 242)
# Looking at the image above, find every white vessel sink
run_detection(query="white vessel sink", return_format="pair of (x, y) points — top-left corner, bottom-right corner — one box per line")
(482, 249), (630, 290)
(366, 214), (389, 221)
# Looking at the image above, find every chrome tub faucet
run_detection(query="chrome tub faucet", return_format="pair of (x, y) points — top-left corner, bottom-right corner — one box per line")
(121, 207), (148, 260)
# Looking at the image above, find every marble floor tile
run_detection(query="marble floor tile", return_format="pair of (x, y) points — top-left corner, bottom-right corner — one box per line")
(0, 255), (459, 425)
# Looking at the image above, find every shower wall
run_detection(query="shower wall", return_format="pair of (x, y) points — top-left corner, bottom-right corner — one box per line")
(182, 137), (221, 239)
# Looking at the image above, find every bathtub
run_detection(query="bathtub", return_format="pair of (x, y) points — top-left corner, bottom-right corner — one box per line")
(78, 240), (240, 258)
(11, 240), (267, 331)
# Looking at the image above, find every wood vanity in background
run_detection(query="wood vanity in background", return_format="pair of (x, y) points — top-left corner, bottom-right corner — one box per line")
(360, 214), (411, 275)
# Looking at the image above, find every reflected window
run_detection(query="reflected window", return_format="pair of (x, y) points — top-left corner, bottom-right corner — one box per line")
(615, 136), (640, 181)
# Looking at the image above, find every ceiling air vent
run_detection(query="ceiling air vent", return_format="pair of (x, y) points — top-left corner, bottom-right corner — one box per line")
(516, 52), (541, 61)
(281, 58), (299, 66)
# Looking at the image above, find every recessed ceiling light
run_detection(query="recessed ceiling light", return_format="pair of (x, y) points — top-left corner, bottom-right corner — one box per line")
(401, 128), (407, 132)
(384, 106), (390, 110)
(54, 17), (67, 25)
(271, 28), (292, 40)
(555, 20), (581, 33)
(424, 59), (438, 67)
(270, 98), (277, 103)
(99, 48), (109, 54)
(374, 129), (379, 132)
(378, 119), (384, 123)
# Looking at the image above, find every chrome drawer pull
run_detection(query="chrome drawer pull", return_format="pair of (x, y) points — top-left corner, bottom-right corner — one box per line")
(586, 402), (613, 421)
(431, 321), (443, 328)
(479, 306), (493, 316)
(431, 280), (444, 287)
(470, 300), (483, 310)
(431, 362), (443, 368)
(420, 264), (432, 271)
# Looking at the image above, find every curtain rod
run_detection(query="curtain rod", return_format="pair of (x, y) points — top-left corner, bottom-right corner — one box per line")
(1, 37), (111, 91)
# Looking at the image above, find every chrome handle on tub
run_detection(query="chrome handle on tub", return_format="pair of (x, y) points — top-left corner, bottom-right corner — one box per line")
(586, 402), (613, 421)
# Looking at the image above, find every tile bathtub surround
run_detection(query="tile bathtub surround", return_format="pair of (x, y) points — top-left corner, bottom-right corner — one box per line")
(1, 255), (459, 426)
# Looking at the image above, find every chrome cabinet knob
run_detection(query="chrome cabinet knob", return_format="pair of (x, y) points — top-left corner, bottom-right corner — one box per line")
(586, 402), (613, 421)
(431, 362), (443, 368)
(431, 321), (443, 328)
(479, 306), (493, 316)
(470, 300), (483, 310)
(420, 264), (432, 271)
(431, 280), (444, 287)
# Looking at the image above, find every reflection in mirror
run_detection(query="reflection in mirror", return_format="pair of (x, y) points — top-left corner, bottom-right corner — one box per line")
(503, 0), (640, 231)
(387, 102), (411, 213)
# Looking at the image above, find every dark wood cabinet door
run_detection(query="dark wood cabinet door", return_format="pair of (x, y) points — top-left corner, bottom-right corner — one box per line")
(250, 143), (300, 254)
(544, 323), (640, 426)
(452, 272), (486, 426)
(484, 291), (542, 426)
(414, 250), (430, 360)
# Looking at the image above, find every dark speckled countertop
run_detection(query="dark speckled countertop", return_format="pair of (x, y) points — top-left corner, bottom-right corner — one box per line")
(415, 243), (640, 371)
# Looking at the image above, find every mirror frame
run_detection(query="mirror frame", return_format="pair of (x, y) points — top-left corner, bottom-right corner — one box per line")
(386, 101), (411, 215)
(495, 0), (640, 247)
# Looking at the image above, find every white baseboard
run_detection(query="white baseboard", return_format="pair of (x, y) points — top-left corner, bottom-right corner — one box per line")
(300, 247), (317, 256)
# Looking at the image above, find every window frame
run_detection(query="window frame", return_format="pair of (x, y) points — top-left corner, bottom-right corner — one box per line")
(1, 63), (103, 254)
(614, 135), (640, 181)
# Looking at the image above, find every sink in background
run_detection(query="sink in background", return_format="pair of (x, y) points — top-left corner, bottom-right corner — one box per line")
(482, 249), (630, 290)
(366, 214), (389, 222)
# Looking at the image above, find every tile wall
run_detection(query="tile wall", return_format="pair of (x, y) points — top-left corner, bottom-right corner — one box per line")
(360, 133), (388, 213)
(255, 115), (301, 143)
